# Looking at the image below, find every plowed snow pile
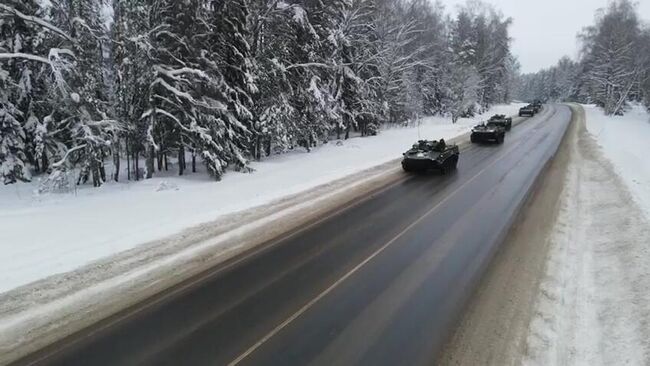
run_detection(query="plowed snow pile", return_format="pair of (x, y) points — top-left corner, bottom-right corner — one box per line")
(524, 106), (650, 365)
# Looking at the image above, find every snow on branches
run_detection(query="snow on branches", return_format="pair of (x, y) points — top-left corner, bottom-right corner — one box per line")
(2, 0), (520, 186)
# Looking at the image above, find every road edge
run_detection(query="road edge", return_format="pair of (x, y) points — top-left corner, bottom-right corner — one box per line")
(436, 104), (580, 365)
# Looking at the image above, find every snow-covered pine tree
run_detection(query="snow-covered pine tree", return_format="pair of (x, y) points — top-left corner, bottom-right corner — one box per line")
(251, 0), (334, 153)
(208, 0), (257, 173)
(292, 0), (341, 149)
(373, 1), (421, 124)
(446, 7), (480, 121)
(1, 0), (112, 188)
(518, 1), (649, 113)
(404, 0), (447, 117)
(248, 0), (299, 156)
(60, 0), (115, 186)
(579, 0), (643, 115)
(451, 2), (513, 112)
(112, 0), (156, 181)
(328, 0), (373, 139)
(146, 0), (254, 180)
(0, 0), (44, 183)
(0, 96), (28, 184)
(345, 0), (383, 137)
(641, 28), (650, 110)
(147, 0), (204, 178)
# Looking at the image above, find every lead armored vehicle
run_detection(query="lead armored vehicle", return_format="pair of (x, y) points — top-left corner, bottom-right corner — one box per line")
(470, 122), (506, 144)
(487, 114), (513, 131)
(402, 140), (459, 174)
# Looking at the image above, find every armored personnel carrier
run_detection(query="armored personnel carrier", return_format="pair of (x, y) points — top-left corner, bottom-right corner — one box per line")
(487, 114), (513, 131)
(470, 122), (506, 144)
(402, 140), (460, 174)
(519, 105), (535, 117)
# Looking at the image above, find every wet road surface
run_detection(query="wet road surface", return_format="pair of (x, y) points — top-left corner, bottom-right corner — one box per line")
(15, 105), (572, 366)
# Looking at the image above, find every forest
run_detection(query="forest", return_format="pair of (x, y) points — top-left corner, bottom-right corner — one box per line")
(516, 0), (650, 116)
(0, 0), (516, 187)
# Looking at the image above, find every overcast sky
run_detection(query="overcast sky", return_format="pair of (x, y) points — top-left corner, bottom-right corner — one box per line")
(437, 0), (650, 74)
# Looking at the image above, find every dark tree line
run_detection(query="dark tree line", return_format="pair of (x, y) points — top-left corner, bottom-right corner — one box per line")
(516, 0), (650, 116)
(1, 0), (516, 187)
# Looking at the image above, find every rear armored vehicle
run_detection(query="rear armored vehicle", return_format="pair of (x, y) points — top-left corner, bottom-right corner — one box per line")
(470, 122), (506, 144)
(487, 114), (513, 131)
(402, 139), (459, 174)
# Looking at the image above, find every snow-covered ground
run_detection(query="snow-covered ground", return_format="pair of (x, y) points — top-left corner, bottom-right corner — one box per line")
(523, 105), (650, 366)
(0, 104), (524, 294)
(585, 104), (650, 218)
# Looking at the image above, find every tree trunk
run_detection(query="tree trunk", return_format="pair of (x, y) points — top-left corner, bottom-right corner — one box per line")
(164, 153), (168, 171)
(178, 146), (185, 176)
(113, 145), (120, 182)
(92, 163), (101, 187)
(146, 145), (155, 179)
(157, 150), (163, 171)
(255, 136), (262, 161)
(126, 137), (131, 181)
(41, 152), (49, 173)
(98, 150), (106, 183)
(99, 161), (106, 183)
(192, 149), (196, 173)
(134, 151), (139, 181)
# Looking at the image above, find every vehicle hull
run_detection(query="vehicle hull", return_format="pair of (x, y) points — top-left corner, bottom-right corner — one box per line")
(402, 155), (459, 173)
(471, 132), (505, 144)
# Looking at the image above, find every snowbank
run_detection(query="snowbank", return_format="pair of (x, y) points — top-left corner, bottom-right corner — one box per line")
(584, 104), (650, 218)
(524, 105), (650, 366)
(0, 104), (524, 294)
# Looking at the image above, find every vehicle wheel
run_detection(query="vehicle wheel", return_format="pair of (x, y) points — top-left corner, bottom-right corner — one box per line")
(440, 164), (447, 175)
(451, 156), (459, 170)
(470, 135), (476, 144)
(500, 135), (505, 144)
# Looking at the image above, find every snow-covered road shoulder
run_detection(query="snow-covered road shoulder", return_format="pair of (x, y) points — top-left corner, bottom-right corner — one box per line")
(524, 104), (650, 366)
(584, 104), (650, 218)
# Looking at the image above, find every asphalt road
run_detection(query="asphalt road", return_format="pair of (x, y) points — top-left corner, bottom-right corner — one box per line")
(16, 105), (572, 366)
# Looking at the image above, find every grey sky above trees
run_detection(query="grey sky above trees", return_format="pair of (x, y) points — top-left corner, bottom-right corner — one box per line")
(438, 0), (650, 73)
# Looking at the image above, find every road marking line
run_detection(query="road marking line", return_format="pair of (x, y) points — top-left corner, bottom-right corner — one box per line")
(227, 132), (533, 366)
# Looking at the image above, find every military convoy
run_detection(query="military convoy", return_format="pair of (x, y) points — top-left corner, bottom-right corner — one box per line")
(402, 140), (460, 174)
(403, 104), (545, 173)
